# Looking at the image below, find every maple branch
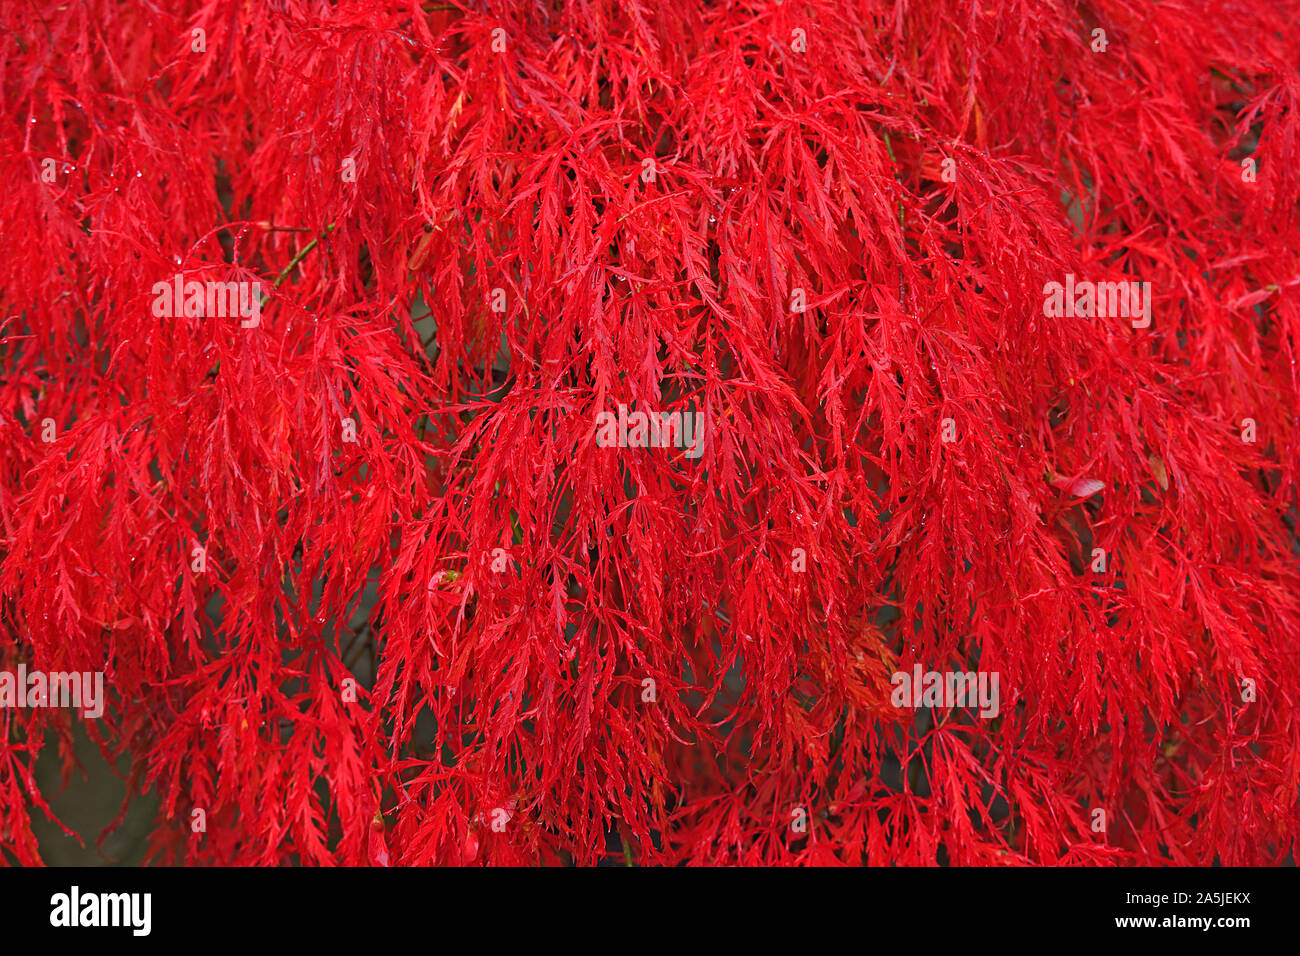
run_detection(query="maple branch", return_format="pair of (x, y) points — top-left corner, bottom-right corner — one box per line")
(274, 223), (336, 289)
(343, 621), (373, 672)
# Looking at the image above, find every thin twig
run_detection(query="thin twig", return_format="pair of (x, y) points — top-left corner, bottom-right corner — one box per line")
(274, 223), (335, 289)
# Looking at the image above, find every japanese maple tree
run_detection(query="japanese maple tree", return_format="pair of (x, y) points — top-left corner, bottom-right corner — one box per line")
(2, 0), (1299, 866)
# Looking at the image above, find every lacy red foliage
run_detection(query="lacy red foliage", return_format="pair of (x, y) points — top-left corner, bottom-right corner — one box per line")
(2, 0), (1299, 866)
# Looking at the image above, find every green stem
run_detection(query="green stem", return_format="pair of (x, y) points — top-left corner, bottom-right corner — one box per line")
(274, 223), (335, 289)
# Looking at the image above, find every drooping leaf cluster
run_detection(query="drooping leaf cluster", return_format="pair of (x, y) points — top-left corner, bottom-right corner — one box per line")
(2, 0), (1298, 865)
